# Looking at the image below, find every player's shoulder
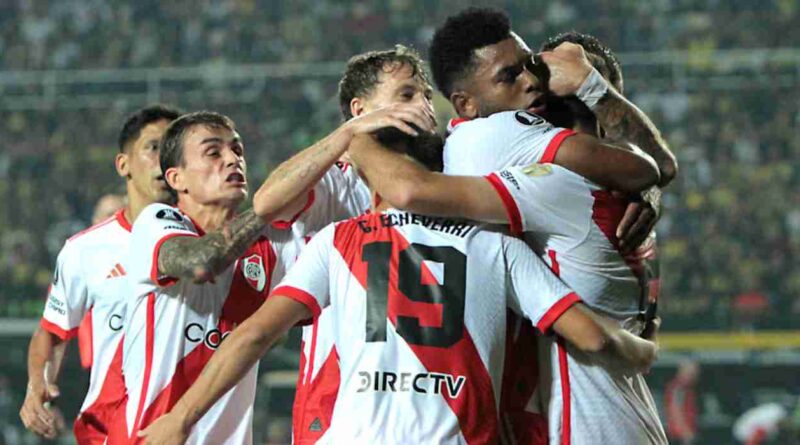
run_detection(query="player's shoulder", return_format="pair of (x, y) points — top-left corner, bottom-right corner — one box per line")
(135, 203), (192, 228)
(451, 110), (550, 135)
(139, 202), (187, 221)
(65, 210), (131, 247)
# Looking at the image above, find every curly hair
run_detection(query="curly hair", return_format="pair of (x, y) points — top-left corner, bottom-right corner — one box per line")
(429, 8), (511, 98)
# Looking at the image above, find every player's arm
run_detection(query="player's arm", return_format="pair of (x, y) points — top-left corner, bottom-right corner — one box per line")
(551, 304), (657, 372)
(157, 209), (270, 284)
(138, 296), (311, 445)
(549, 132), (660, 193)
(22, 247), (85, 438)
(252, 102), (436, 222)
(156, 105), (435, 284)
(348, 134), (509, 222)
(20, 328), (65, 439)
(540, 42), (677, 186)
(505, 236), (656, 372)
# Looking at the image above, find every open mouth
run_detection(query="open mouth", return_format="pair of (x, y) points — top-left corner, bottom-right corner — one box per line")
(226, 172), (246, 185)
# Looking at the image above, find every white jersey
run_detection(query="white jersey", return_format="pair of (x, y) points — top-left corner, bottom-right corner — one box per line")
(443, 112), (575, 176)
(113, 203), (295, 445)
(274, 209), (580, 444)
(41, 210), (130, 444)
(287, 163), (371, 444)
(447, 114), (666, 444)
(485, 165), (666, 444)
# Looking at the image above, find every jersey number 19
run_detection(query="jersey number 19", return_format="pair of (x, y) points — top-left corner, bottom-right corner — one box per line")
(362, 241), (466, 348)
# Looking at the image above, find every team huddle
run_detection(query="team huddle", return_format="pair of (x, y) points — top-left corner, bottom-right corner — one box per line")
(20, 7), (677, 445)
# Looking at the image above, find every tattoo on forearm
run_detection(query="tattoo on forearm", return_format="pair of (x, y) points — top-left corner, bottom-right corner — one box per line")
(595, 89), (673, 178)
(158, 209), (266, 282)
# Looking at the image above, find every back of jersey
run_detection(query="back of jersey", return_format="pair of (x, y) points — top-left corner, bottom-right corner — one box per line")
(273, 209), (578, 444)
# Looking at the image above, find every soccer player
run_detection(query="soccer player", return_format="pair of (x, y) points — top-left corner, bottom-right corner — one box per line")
(346, 8), (676, 444)
(137, 129), (658, 445)
(111, 106), (435, 444)
(292, 45), (437, 444)
(20, 105), (181, 443)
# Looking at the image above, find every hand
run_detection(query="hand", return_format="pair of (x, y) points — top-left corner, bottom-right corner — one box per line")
(617, 196), (660, 255)
(138, 412), (190, 445)
(538, 42), (595, 96)
(344, 102), (437, 138)
(19, 382), (61, 439)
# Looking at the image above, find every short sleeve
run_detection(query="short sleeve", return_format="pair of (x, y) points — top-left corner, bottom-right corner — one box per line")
(272, 165), (370, 233)
(503, 234), (581, 333)
(128, 204), (199, 288)
(40, 243), (88, 340)
(443, 111), (575, 175)
(270, 223), (335, 318)
(485, 164), (596, 237)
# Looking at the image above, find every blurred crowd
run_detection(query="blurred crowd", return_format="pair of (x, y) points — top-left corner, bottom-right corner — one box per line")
(1, 0), (798, 70)
(0, 0), (798, 330)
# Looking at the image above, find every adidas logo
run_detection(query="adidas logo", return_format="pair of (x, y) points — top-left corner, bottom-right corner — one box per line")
(308, 417), (322, 432)
(105, 263), (127, 279)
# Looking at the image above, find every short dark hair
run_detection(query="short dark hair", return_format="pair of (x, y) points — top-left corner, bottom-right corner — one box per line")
(338, 45), (430, 120)
(159, 111), (237, 199)
(540, 32), (623, 92)
(118, 104), (182, 152)
(429, 8), (511, 98)
(373, 127), (444, 173)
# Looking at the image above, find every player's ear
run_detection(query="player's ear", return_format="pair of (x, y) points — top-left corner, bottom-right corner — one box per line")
(164, 166), (184, 194)
(350, 97), (365, 118)
(450, 91), (478, 119)
(115, 152), (130, 179)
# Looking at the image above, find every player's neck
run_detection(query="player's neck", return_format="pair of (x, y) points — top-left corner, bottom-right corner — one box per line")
(124, 186), (155, 224)
(177, 199), (237, 232)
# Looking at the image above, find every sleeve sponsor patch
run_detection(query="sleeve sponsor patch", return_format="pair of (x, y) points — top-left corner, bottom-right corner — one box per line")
(521, 164), (553, 177)
(156, 208), (185, 222)
(514, 111), (545, 126)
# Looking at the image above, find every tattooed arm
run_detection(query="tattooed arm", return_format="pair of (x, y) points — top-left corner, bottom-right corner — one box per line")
(593, 90), (677, 186)
(252, 102), (436, 222)
(541, 42), (678, 187)
(156, 104), (436, 284)
(157, 209), (267, 283)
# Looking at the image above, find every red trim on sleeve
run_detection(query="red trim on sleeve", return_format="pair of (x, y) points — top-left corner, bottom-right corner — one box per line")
(115, 209), (132, 232)
(536, 292), (581, 333)
(150, 233), (199, 287)
(272, 285), (322, 319)
(40, 318), (78, 341)
(540, 129), (576, 164)
(485, 173), (523, 236)
(272, 190), (317, 230)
